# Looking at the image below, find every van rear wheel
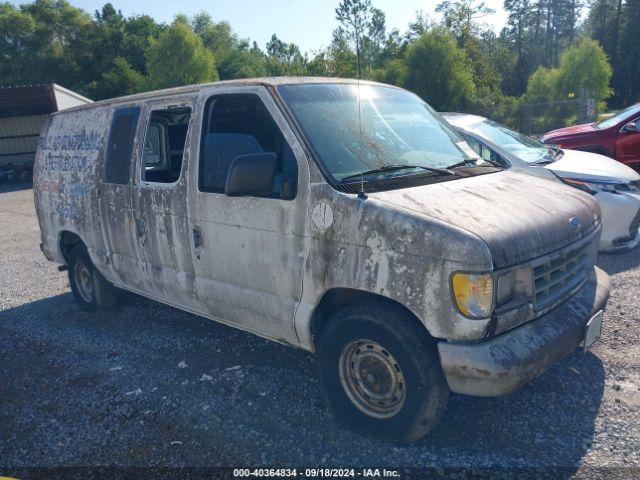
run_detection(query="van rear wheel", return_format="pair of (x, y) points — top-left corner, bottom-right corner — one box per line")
(67, 245), (118, 312)
(318, 302), (449, 443)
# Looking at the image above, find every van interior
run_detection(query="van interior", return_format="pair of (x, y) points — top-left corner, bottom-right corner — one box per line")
(143, 107), (191, 184)
(200, 94), (298, 199)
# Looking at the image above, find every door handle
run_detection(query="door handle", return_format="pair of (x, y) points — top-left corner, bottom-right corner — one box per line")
(193, 227), (203, 249)
(135, 218), (146, 238)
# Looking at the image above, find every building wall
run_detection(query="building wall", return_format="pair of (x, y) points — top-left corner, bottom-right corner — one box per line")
(0, 115), (47, 168)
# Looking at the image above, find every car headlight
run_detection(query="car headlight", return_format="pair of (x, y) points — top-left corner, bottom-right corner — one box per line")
(561, 177), (622, 195)
(451, 272), (494, 319)
(452, 267), (534, 319)
(496, 266), (534, 307)
(496, 269), (516, 305)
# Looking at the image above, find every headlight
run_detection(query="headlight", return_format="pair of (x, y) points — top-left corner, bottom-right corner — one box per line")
(561, 177), (622, 195)
(496, 269), (516, 305)
(496, 266), (534, 307)
(452, 267), (534, 319)
(451, 272), (494, 319)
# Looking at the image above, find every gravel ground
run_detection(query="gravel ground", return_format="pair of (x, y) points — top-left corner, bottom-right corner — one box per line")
(0, 185), (638, 478)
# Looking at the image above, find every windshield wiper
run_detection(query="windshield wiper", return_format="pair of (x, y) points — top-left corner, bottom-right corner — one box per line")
(532, 147), (564, 165)
(447, 159), (477, 169)
(341, 164), (457, 182)
(550, 147), (564, 160)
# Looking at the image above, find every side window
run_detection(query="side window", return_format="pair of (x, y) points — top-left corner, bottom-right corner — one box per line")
(462, 136), (482, 156)
(461, 134), (500, 164)
(105, 106), (140, 184)
(199, 94), (298, 199)
(142, 106), (191, 184)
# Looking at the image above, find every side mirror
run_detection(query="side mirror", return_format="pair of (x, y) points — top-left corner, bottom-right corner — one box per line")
(622, 122), (637, 133)
(225, 152), (277, 197)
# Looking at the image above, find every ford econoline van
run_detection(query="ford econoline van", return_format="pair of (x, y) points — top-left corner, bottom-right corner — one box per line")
(34, 78), (610, 442)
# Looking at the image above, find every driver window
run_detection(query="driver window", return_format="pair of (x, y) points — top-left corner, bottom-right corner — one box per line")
(198, 93), (298, 199)
(142, 106), (192, 184)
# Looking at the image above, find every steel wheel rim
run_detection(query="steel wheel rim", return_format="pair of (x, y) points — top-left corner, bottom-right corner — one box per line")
(338, 339), (406, 419)
(74, 260), (94, 303)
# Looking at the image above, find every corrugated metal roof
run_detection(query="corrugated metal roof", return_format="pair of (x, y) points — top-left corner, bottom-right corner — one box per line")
(52, 84), (93, 111)
(0, 84), (92, 118)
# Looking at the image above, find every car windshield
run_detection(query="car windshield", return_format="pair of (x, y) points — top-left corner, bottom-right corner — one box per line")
(596, 104), (640, 130)
(464, 119), (550, 164)
(277, 83), (478, 183)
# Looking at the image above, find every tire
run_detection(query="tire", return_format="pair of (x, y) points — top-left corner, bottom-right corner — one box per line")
(67, 244), (119, 312)
(317, 301), (449, 443)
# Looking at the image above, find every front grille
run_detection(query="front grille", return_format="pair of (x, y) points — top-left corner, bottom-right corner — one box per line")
(628, 180), (640, 192)
(618, 180), (640, 192)
(533, 241), (592, 311)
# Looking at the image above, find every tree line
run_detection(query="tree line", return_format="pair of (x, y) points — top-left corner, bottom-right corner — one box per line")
(0, 0), (638, 112)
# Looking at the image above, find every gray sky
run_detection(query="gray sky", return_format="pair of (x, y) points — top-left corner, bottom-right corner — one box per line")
(10, 0), (509, 53)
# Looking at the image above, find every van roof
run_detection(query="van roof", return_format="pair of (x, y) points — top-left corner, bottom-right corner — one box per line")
(52, 77), (391, 116)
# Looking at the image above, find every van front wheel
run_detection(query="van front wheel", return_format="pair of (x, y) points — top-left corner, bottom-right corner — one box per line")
(67, 245), (118, 312)
(318, 302), (449, 443)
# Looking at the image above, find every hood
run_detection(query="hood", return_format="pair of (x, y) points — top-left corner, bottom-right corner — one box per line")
(546, 149), (640, 183)
(369, 170), (600, 268)
(543, 123), (596, 141)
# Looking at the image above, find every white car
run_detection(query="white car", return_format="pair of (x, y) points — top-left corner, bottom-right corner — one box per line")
(444, 113), (640, 252)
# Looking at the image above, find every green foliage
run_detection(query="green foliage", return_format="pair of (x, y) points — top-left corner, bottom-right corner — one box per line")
(436, 0), (494, 43)
(524, 38), (612, 103)
(524, 66), (561, 102)
(96, 57), (145, 98)
(618, 0), (640, 104)
(0, 0), (630, 113)
(555, 38), (612, 101)
(403, 28), (476, 110)
(145, 19), (218, 90)
(266, 34), (308, 76)
(588, 0), (640, 106)
(191, 15), (267, 79)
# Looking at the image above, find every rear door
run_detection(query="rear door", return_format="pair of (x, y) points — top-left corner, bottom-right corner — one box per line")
(130, 96), (200, 309)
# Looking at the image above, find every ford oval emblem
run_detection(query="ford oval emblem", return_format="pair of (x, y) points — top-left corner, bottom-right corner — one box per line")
(569, 217), (581, 229)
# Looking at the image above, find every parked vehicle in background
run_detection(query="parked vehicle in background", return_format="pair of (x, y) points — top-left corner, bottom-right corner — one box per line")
(541, 103), (640, 170)
(34, 78), (609, 442)
(444, 113), (640, 253)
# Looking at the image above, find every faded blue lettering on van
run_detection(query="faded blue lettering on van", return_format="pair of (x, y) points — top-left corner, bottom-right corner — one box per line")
(38, 131), (103, 152)
(42, 153), (90, 173)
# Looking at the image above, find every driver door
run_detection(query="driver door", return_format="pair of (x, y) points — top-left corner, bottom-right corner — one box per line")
(617, 117), (640, 168)
(188, 85), (310, 345)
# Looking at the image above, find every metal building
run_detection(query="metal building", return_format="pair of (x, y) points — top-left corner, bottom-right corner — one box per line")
(0, 84), (92, 179)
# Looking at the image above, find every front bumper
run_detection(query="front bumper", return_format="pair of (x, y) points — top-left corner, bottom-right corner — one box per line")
(597, 191), (640, 252)
(438, 266), (610, 397)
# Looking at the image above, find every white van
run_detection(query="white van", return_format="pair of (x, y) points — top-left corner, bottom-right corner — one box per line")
(34, 78), (610, 442)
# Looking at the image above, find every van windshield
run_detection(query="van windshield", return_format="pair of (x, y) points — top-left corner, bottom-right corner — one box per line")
(277, 84), (479, 184)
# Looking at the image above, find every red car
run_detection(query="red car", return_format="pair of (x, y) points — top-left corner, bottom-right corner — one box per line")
(542, 103), (640, 170)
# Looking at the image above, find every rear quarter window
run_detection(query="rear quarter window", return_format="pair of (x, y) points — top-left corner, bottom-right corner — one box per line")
(104, 106), (140, 184)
